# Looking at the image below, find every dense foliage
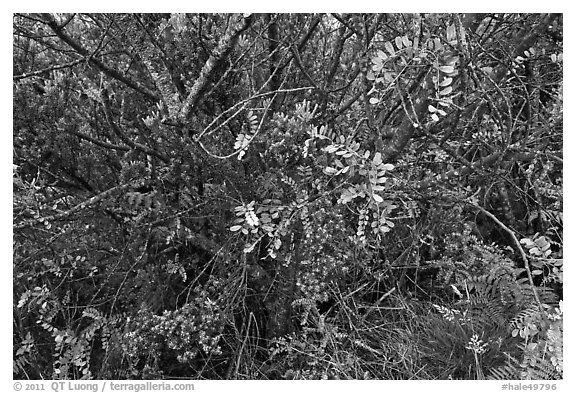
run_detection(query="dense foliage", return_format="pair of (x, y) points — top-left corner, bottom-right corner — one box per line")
(13, 13), (563, 380)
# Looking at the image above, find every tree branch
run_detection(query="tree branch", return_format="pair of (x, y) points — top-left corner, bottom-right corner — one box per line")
(40, 13), (160, 102)
(63, 127), (130, 152)
(178, 13), (254, 123)
(100, 89), (169, 163)
(331, 13), (362, 37)
(381, 13), (556, 164)
(13, 59), (84, 80)
(272, 14), (324, 77)
(463, 14), (561, 123)
(14, 180), (142, 230)
(265, 13), (282, 113)
(412, 149), (537, 191)
(290, 44), (319, 89)
(325, 17), (350, 89)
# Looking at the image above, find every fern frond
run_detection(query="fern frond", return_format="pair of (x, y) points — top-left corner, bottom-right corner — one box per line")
(510, 302), (538, 323)
(488, 363), (521, 380)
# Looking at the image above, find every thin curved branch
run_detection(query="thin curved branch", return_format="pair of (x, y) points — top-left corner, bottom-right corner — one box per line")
(196, 86), (314, 141)
(195, 86), (315, 160)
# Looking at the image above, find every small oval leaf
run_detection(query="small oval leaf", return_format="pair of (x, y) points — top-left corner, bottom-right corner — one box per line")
(376, 49), (387, 60)
(439, 65), (454, 74)
(439, 86), (453, 96)
(384, 41), (395, 56)
(434, 38), (442, 51)
(439, 77), (453, 87)
(446, 24), (456, 41)
(402, 35), (410, 47)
